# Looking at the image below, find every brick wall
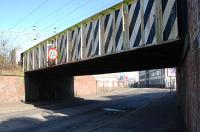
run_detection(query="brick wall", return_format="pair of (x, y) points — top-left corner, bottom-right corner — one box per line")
(0, 75), (121, 103)
(74, 76), (127, 97)
(74, 76), (97, 96)
(177, 0), (200, 131)
(0, 76), (25, 103)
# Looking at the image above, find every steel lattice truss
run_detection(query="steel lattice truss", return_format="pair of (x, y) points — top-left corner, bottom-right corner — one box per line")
(23, 0), (178, 72)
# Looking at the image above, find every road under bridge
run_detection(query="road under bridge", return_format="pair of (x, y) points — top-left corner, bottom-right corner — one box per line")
(22, 0), (186, 102)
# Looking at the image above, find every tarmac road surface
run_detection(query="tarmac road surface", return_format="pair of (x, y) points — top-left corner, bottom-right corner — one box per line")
(0, 88), (185, 132)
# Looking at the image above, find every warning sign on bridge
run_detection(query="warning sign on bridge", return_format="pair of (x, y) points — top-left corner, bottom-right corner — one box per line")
(48, 48), (58, 61)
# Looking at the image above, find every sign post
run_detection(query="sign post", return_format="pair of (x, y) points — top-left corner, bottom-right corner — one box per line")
(167, 68), (176, 92)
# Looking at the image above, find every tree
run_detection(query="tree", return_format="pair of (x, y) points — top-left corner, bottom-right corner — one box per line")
(0, 33), (8, 73)
(0, 32), (20, 73)
(10, 48), (17, 65)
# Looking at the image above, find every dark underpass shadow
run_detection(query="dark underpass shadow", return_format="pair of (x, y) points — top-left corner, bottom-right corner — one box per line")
(0, 91), (186, 132)
(23, 90), (170, 112)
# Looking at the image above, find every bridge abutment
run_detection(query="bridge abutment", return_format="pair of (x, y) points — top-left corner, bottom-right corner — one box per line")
(24, 73), (74, 102)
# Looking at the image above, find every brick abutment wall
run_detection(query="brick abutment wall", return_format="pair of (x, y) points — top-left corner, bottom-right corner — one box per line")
(0, 75), (126, 103)
(177, 0), (200, 131)
(0, 75), (25, 103)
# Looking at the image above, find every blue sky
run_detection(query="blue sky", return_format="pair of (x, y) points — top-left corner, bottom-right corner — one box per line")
(0, 0), (122, 52)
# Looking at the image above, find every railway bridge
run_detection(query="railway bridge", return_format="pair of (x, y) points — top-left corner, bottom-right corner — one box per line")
(22, 0), (186, 102)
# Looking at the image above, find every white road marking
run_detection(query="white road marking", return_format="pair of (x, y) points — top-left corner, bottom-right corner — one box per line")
(103, 108), (125, 112)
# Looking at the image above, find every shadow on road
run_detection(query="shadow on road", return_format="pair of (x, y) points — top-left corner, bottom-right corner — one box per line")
(0, 91), (186, 132)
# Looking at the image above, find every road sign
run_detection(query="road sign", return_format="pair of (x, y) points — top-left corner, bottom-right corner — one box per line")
(167, 68), (176, 77)
(48, 48), (58, 61)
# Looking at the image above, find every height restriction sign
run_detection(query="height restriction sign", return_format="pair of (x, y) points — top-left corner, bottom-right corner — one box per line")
(48, 48), (58, 61)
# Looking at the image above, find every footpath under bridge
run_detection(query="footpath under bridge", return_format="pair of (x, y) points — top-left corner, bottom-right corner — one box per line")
(22, 0), (184, 75)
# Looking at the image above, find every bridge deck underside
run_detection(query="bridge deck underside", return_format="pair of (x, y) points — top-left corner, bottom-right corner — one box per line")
(26, 39), (183, 76)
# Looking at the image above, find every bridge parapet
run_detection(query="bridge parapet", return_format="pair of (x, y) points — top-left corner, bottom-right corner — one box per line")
(22, 0), (179, 72)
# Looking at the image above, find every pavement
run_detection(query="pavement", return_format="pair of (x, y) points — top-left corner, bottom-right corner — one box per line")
(0, 88), (185, 132)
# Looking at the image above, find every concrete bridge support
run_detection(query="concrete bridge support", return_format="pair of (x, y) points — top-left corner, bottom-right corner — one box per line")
(24, 73), (74, 102)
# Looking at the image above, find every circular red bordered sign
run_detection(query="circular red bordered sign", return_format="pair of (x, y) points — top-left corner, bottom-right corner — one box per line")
(48, 48), (58, 61)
